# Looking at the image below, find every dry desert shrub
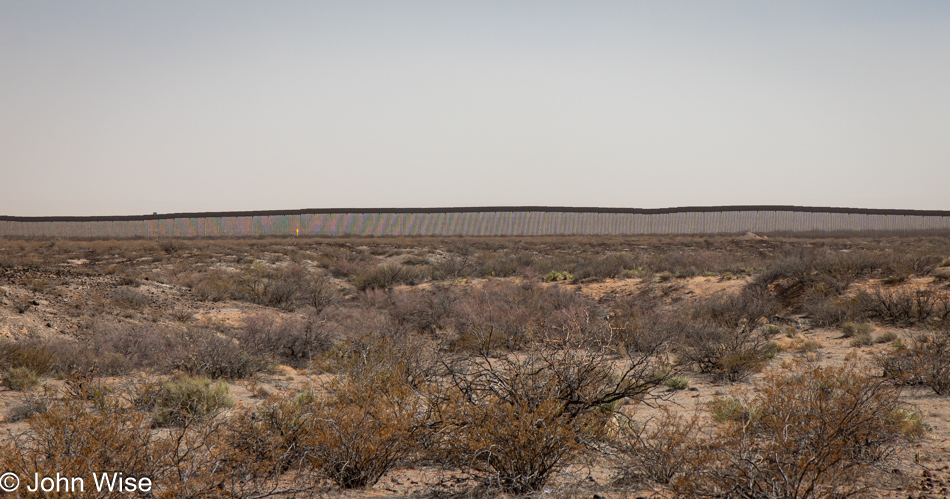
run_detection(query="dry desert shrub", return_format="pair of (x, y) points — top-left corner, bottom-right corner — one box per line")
(446, 280), (600, 353)
(231, 356), (428, 489)
(857, 286), (950, 327)
(43, 323), (266, 378)
(307, 274), (340, 313)
(351, 262), (420, 291)
(6, 387), (57, 422)
(180, 267), (235, 302)
(237, 312), (332, 367)
(432, 340), (672, 494)
(563, 252), (639, 280)
(302, 371), (426, 488)
(237, 262), (315, 310)
(46, 322), (183, 375)
(0, 387), (239, 498)
(841, 321), (875, 338)
(679, 289), (782, 381)
(319, 331), (440, 392)
(359, 286), (458, 338)
(0, 339), (54, 375)
(473, 248), (537, 278)
(135, 375), (234, 427)
(175, 327), (270, 379)
(612, 408), (706, 487)
(431, 253), (477, 280)
(111, 285), (149, 310)
(178, 261), (331, 311)
(879, 330), (950, 395)
(1, 367), (40, 391)
(684, 365), (922, 498)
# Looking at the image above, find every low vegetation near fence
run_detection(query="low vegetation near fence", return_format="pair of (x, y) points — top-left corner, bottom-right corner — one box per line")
(0, 235), (948, 497)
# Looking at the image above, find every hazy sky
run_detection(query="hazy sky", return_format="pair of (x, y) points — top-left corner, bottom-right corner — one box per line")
(2, 1), (949, 216)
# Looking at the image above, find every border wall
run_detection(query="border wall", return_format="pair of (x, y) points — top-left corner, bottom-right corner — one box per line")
(2, 206), (950, 238)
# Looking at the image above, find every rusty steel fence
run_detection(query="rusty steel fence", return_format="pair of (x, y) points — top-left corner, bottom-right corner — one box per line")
(2, 206), (950, 238)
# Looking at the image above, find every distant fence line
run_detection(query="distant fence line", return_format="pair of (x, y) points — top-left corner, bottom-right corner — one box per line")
(2, 206), (950, 238)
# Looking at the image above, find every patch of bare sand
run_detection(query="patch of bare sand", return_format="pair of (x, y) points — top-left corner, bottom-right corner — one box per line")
(579, 275), (750, 302)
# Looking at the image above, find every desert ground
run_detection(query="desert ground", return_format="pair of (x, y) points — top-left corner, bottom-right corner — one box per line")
(1, 235), (950, 498)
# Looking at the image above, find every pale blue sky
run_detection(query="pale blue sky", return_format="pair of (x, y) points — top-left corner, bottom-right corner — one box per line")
(2, 1), (948, 216)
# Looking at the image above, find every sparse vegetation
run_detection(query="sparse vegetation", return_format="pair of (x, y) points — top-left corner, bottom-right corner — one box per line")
(684, 366), (923, 498)
(138, 375), (234, 426)
(1, 367), (39, 391)
(0, 235), (948, 496)
(841, 321), (874, 338)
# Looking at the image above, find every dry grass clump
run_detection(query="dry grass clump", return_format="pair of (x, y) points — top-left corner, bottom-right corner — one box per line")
(841, 321), (875, 338)
(0, 340), (54, 375)
(1, 367), (40, 391)
(136, 375), (234, 426)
